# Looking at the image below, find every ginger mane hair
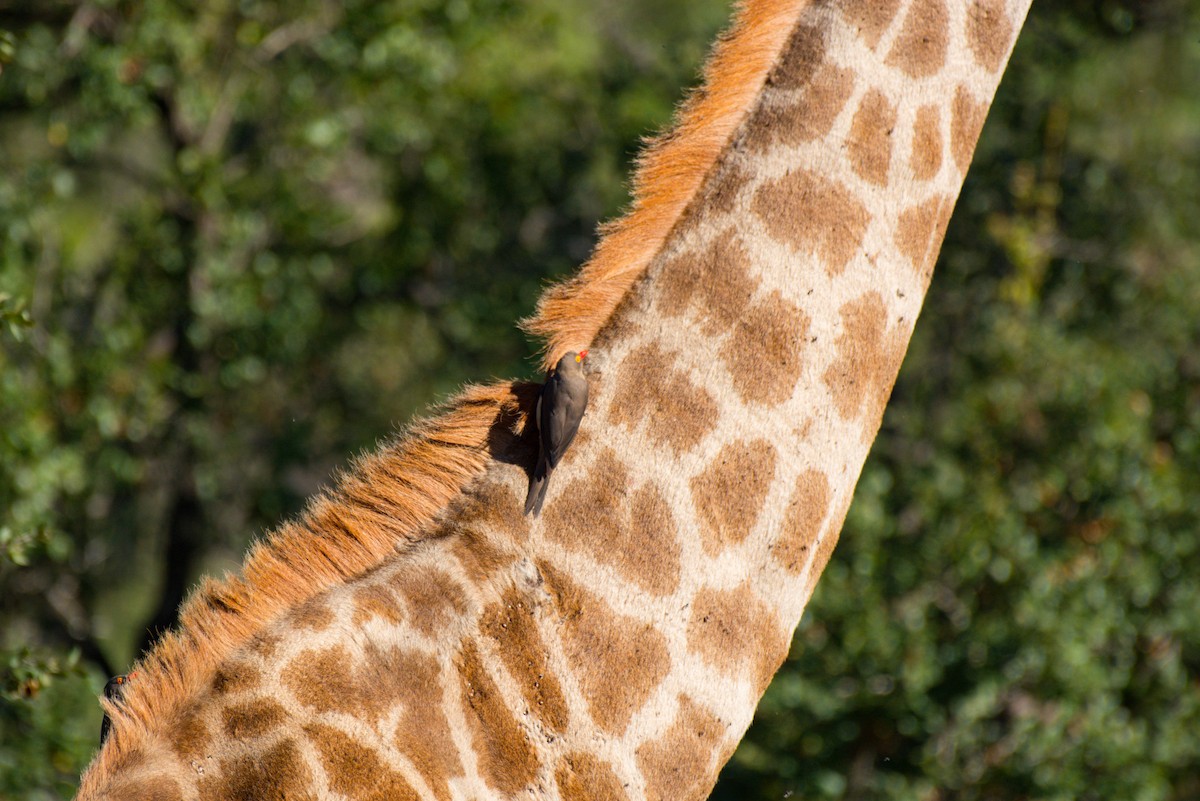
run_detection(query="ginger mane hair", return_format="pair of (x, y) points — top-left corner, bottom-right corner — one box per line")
(82, 0), (809, 786)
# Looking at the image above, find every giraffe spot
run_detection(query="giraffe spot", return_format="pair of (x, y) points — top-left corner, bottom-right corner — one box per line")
(282, 644), (360, 716)
(401, 568), (469, 639)
(951, 84), (989, 173)
(885, 0), (950, 78)
(456, 640), (540, 796)
(170, 708), (211, 761)
(200, 737), (313, 801)
(540, 561), (672, 736)
(292, 597), (335, 632)
(821, 292), (909, 434)
(636, 695), (727, 801)
(607, 343), (719, 455)
(657, 229), (758, 335)
(627, 483), (682, 596)
(848, 89), (898, 186)
(450, 505), (522, 588)
(222, 697), (288, 740)
(480, 587), (571, 735)
(722, 290), (811, 406)
(687, 584), (789, 692)
(774, 469), (832, 573)
(351, 583), (406, 628)
(837, 0), (904, 49)
(211, 661), (262, 696)
(895, 194), (955, 287)
(752, 170), (869, 276)
(967, 0), (1015, 73)
(544, 449), (682, 597)
(747, 62), (856, 152)
(910, 104), (943, 180)
(691, 440), (778, 556)
(247, 632), (281, 659)
(454, 472), (530, 542)
(811, 491), (855, 579)
(102, 777), (183, 801)
(304, 722), (420, 801)
(388, 650), (463, 801)
(767, 23), (826, 89)
(707, 164), (751, 215)
(835, 0), (902, 49)
(556, 752), (630, 801)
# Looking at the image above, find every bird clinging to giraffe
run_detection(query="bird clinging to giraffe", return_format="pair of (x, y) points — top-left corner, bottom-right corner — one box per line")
(525, 350), (590, 516)
(77, 1), (1032, 799)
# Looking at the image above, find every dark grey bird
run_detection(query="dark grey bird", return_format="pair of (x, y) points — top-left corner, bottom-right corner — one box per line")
(524, 350), (590, 516)
(99, 673), (134, 745)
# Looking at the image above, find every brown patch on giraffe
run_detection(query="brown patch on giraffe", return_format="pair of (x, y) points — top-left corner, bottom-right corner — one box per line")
(747, 61), (856, 152)
(911, 104), (943, 181)
(540, 560), (672, 735)
(390, 650), (463, 801)
(679, 162), (753, 233)
(304, 722), (420, 801)
(774, 469), (832, 573)
(626, 483), (683, 596)
(401, 568), (470, 639)
(281, 644), (359, 716)
(707, 163), (752, 215)
(753, 170), (869, 276)
(102, 777), (183, 801)
(895, 194), (955, 287)
(222, 697), (288, 740)
(967, 0), (1015, 73)
(199, 737), (313, 801)
(607, 343), (719, 455)
(450, 517), (522, 590)
(247, 631), (282, 659)
(687, 584), (789, 692)
(211, 661), (261, 696)
(169, 707), (211, 761)
(691, 440), (778, 556)
(837, 0), (904, 49)
(351, 583), (406, 628)
(657, 229), (758, 335)
(292, 597), (335, 631)
(544, 449), (682, 597)
(768, 22), (825, 89)
(822, 292), (909, 432)
(556, 752), (630, 801)
(454, 471), (530, 542)
(848, 89), (898, 186)
(456, 640), (540, 795)
(885, 0), (950, 78)
(951, 84), (989, 173)
(636, 695), (727, 801)
(811, 491), (855, 578)
(722, 290), (811, 406)
(480, 587), (571, 735)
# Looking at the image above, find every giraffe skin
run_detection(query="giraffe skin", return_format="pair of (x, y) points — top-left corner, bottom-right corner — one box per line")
(76, 1), (1032, 799)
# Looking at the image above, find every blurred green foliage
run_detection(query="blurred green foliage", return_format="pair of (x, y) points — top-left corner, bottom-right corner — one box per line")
(0, 0), (1197, 798)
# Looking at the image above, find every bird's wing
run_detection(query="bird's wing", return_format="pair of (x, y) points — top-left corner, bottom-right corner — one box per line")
(542, 377), (583, 467)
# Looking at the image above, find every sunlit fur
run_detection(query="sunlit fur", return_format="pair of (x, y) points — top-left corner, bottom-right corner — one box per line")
(80, 0), (811, 790)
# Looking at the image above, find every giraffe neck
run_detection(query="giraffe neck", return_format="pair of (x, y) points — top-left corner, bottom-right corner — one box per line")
(77, 1), (1031, 799)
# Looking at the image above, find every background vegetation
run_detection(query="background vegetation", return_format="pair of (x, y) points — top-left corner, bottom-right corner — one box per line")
(1, 0), (1197, 798)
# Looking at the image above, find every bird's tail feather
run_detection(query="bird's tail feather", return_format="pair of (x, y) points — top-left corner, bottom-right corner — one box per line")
(524, 472), (548, 516)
